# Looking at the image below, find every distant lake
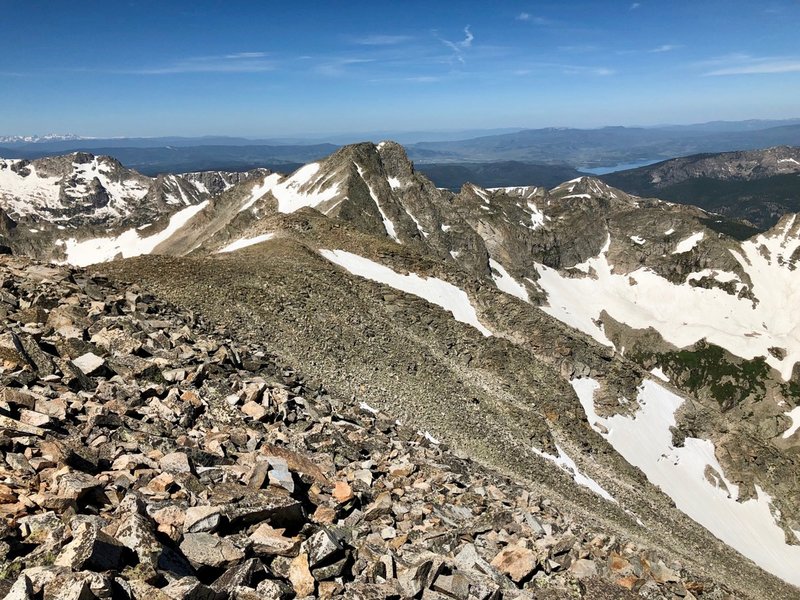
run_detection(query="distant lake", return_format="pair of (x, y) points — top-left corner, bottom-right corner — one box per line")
(580, 159), (663, 175)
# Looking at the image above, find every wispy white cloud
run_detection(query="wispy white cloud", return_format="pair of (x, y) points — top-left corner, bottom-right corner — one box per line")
(516, 12), (552, 25)
(128, 53), (274, 75)
(702, 54), (800, 76)
(558, 44), (600, 54)
(351, 34), (412, 46)
(517, 62), (616, 77)
(225, 52), (267, 59)
(315, 57), (376, 77)
(649, 44), (682, 53)
(441, 26), (474, 64)
(630, 2), (641, 9)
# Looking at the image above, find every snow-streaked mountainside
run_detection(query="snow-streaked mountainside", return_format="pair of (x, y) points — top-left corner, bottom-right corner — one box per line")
(3, 142), (800, 596)
(0, 152), (265, 228)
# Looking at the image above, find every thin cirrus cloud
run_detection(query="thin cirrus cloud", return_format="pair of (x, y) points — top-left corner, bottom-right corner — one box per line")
(129, 53), (275, 75)
(516, 12), (552, 25)
(649, 44), (682, 53)
(702, 54), (800, 76)
(351, 34), (412, 46)
(516, 63), (615, 77)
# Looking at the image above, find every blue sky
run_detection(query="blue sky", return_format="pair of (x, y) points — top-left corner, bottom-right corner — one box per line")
(1, 0), (799, 138)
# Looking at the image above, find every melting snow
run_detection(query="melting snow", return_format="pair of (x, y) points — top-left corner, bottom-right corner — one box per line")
(782, 405), (800, 439)
(356, 164), (399, 242)
(527, 202), (547, 229)
(778, 158), (800, 165)
(489, 258), (529, 302)
(359, 401), (379, 414)
(472, 185), (491, 203)
(532, 443), (616, 502)
(561, 193), (591, 200)
(572, 377), (800, 587)
(217, 233), (275, 253)
(238, 173), (281, 213)
(630, 235), (646, 245)
(320, 249), (491, 336)
(673, 231), (704, 254)
(272, 163), (341, 214)
(664, 228), (675, 235)
(535, 223), (800, 379)
(60, 201), (209, 267)
(387, 176), (403, 190)
(421, 431), (441, 444)
(406, 210), (428, 238)
(650, 367), (670, 382)
(686, 269), (738, 282)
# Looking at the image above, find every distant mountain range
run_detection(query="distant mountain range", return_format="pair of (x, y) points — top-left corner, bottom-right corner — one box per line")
(3, 118), (800, 174)
(603, 146), (800, 229)
(408, 123), (800, 166)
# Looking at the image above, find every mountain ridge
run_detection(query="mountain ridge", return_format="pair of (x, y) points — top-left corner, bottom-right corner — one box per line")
(1, 141), (799, 597)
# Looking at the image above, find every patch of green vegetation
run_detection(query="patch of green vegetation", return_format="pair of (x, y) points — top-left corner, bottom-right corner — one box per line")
(780, 380), (800, 402)
(0, 560), (22, 582)
(631, 340), (770, 411)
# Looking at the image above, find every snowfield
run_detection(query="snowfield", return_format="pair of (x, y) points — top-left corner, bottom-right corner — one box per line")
(218, 233), (275, 253)
(572, 377), (800, 586)
(489, 258), (529, 301)
(536, 220), (800, 379)
(273, 163), (341, 213)
(59, 202), (209, 267)
(320, 249), (492, 336)
(532, 443), (616, 502)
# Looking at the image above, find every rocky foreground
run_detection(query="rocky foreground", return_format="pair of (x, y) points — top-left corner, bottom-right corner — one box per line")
(0, 256), (739, 599)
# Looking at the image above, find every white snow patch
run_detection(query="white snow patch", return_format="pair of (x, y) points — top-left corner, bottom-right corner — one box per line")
(450, 250), (461, 259)
(320, 249), (491, 336)
(572, 377), (800, 587)
(238, 173), (281, 213)
(441, 224), (452, 232)
(781, 405), (800, 439)
(421, 431), (440, 444)
(359, 401), (379, 414)
(686, 269), (740, 284)
(561, 193), (591, 200)
(387, 176), (403, 190)
(778, 158), (800, 165)
(472, 185), (491, 203)
(489, 259), (529, 302)
(527, 202), (547, 229)
(664, 228), (675, 235)
(650, 367), (670, 382)
(60, 201), (209, 267)
(356, 164), (399, 242)
(673, 231), (704, 254)
(406, 210), (428, 238)
(217, 233), (275, 253)
(532, 443), (616, 502)
(630, 235), (646, 245)
(272, 163), (341, 214)
(535, 222), (800, 380)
